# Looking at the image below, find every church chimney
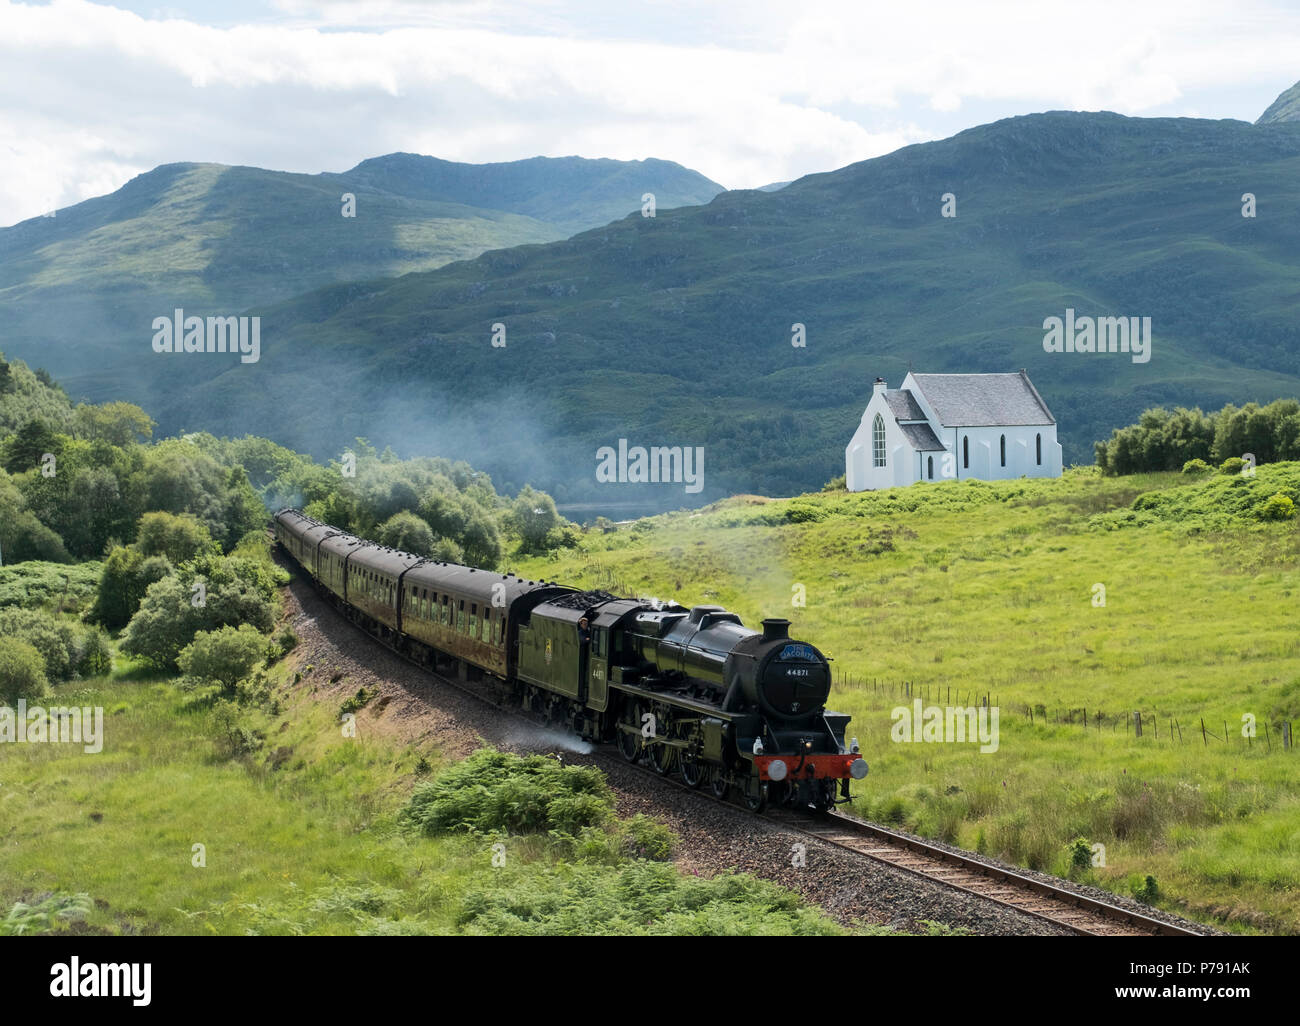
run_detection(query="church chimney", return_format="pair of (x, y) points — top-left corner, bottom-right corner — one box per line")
(873, 376), (887, 394)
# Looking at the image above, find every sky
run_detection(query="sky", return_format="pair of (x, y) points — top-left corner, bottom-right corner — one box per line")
(2, 0), (1299, 226)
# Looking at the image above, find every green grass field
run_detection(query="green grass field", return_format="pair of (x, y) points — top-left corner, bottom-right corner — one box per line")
(0, 649), (847, 936)
(514, 465), (1300, 933)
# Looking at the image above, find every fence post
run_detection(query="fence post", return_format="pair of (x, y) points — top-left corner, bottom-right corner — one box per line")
(1283, 722), (1292, 751)
(1265, 721), (1271, 752)
(1133, 711), (1142, 738)
(1201, 718), (1207, 746)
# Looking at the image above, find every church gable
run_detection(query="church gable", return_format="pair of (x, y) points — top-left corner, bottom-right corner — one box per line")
(846, 370), (1062, 492)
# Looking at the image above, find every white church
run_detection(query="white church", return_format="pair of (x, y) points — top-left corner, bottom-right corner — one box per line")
(846, 371), (1062, 491)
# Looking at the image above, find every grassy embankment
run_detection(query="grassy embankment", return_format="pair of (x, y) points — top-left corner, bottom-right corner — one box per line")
(514, 464), (1300, 934)
(0, 638), (847, 936)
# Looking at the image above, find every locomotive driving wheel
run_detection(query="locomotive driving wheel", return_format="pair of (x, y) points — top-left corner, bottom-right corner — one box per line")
(744, 781), (769, 814)
(648, 733), (676, 775)
(710, 769), (729, 800)
(616, 702), (642, 763)
(679, 750), (704, 788)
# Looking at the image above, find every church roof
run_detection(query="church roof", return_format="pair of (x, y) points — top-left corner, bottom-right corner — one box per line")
(909, 371), (1055, 427)
(898, 422), (947, 452)
(883, 389), (927, 421)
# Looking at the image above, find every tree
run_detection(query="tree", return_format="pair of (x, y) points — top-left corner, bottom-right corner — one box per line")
(376, 511), (436, 554)
(509, 485), (562, 552)
(0, 637), (48, 705)
(72, 402), (154, 447)
(178, 625), (268, 694)
(90, 546), (174, 629)
(2, 419), (62, 475)
(135, 511), (215, 564)
(120, 558), (278, 668)
(0, 469), (69, 563)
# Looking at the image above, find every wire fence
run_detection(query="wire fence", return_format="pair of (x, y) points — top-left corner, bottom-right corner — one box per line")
(835, 672), (1297, 753)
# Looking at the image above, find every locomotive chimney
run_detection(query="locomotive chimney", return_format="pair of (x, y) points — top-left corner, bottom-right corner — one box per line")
(761, 618), (790, 641)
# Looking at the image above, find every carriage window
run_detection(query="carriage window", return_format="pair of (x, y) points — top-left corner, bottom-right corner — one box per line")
(457, 600), (466, 633)
(469, 603), (478, 638)
(442, 596), (449, 625)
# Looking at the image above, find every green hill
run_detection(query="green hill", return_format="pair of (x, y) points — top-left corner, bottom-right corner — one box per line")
(1257, 80), (1300, 124)
(0, 154), (723, 397)
(127, 110), (1300, 506)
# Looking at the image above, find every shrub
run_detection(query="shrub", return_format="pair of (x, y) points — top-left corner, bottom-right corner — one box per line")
(0, 561), (102, 612)
(1181, 458), (1211, 475)
(401, 747), (613, 837)
(617, 814), (677, 861)
(0, 637), (49, 704)
(273, 627), (298, 661)
(120, 557), (278, 668)
(75, 626), (112, 678)
(1219, 456), (1246, 475)
(178, 624), (269, 694)
(1132, 874), (1160, 904)
(339, 687), (376, 715)
(209, 698), (262, 758)
(1259, 492), (1296, 521)
(0, 607), (83, 682)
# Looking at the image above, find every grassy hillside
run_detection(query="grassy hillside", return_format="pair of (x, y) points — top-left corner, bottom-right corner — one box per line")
(0, 154), (723, 396)
(126, 111), (1300, 508)
(0, 645), (844, 936)
(514, 465), (1300, 933)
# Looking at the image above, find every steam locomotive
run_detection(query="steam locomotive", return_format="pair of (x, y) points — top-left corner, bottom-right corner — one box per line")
(273, 508), (867, 811)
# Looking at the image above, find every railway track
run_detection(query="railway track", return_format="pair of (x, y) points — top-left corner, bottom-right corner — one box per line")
(284, 560), (1207, 938)
(763, 808), (1203, 936)
(602, 750), (1204, 936)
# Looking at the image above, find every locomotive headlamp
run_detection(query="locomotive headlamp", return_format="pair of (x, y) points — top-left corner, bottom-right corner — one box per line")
(849, 758), (869, 780)
(768, 759), (788, 781)
(850, 737), (860, 754)
(804, 740), (812, 750)
(753, 738), (765, 755)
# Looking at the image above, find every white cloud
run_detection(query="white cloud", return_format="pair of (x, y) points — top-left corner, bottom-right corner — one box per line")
(1, 0), (1298, 225)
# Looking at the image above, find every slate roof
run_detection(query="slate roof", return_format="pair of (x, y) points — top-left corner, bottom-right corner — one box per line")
(909, 371), (1055, 427)
(884, 389), (927, 422)
(899, 422), (947, 451)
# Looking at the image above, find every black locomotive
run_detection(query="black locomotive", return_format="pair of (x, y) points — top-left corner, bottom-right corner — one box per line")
(274, 508), (867, 811)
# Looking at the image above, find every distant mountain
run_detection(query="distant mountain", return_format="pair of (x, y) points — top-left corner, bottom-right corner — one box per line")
(1257, 80), (1300, 124)
(10, 112), (1300, 508)
(114, 110), (1300, 507)
(755, 181), (792, 192)
(0, 154), (724, 391)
